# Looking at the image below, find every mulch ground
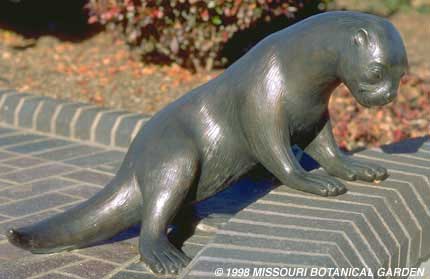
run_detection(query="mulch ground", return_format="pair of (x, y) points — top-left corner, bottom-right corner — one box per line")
(0, 11), (428, 150)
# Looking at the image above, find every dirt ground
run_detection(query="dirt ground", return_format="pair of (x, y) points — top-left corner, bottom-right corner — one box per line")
(0, 10), (428, 149)
(390, 12), (430, 78)
(0, 29), (219, 115)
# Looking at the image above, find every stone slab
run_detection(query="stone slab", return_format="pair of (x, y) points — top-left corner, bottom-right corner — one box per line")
(0, 89), (428, 279)
(179, 137), (430, 279)
(0, 90), (150, 149)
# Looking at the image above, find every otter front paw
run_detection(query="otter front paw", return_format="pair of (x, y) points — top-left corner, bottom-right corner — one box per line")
(324, 157), (388, 182)
(287, 172), (347, 196)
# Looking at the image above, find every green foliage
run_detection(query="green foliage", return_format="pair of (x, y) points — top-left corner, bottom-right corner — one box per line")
(382, 0), (411, 14)
(87, 0), (329, 71)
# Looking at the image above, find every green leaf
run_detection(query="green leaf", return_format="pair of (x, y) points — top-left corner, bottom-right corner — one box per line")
(211, 15), (222, 25)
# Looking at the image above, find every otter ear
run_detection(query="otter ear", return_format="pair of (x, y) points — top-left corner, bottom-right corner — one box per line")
(353, 28), (370, 47)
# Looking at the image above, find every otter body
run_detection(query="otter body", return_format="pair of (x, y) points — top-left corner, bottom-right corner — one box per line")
(143, 23), (339, 199)
(7, 11), (408, 275)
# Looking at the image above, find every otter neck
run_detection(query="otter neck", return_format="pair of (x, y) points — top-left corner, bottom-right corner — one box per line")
(276, 21), (347, 106)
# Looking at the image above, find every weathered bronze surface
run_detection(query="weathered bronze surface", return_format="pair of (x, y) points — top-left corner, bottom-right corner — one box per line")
(6, 11), (408, 275)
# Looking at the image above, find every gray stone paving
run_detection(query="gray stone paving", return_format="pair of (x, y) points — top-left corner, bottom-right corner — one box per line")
(0, 125), (222, 279)
(0, 89), (429, 279)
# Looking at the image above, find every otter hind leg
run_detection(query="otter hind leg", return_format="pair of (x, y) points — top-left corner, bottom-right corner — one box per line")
(136, 150), (199, 275)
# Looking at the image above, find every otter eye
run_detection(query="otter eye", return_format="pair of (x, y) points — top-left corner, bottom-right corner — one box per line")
(366, 66), (383, 83)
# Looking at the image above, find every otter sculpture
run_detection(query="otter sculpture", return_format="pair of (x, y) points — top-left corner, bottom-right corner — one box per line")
(7, 11), (408, 275)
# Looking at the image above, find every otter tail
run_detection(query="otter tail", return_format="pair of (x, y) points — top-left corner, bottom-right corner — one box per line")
(6, 174), (142, 254)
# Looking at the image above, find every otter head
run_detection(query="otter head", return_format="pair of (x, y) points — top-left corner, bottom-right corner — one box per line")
(338, 22), (408, 108)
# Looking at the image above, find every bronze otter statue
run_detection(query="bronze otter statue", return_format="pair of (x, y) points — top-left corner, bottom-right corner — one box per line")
(6, 11), (408, 275)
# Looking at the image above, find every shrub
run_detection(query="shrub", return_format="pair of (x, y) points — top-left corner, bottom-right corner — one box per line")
(87, 0), (330, 71)
(0, 0), (89, 36)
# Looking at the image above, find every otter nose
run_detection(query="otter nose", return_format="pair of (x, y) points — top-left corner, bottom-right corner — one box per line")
(384, 91), (397, 102)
